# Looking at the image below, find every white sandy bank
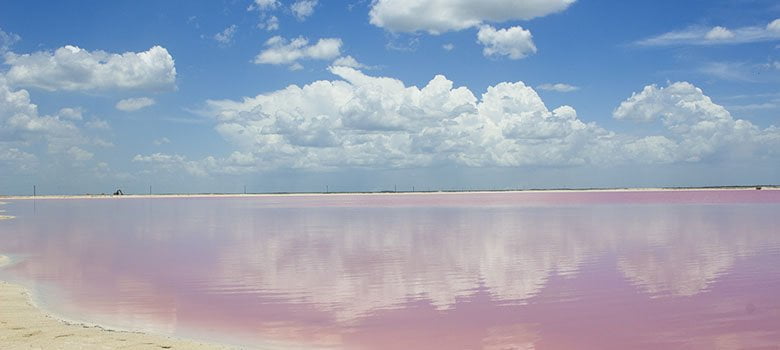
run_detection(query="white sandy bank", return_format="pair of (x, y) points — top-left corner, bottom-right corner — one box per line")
(0, 186), (776, 201)
(0, 256), (234, 349)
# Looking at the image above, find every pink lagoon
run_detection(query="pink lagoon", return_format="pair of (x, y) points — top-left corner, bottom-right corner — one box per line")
(1, 189), (780, 349)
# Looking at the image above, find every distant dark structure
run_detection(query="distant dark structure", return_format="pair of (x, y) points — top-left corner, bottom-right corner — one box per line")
(756, 186), (762, 190)
(113, 189), (124, 196)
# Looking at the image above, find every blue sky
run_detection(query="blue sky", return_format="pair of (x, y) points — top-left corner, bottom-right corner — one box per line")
(1, 0), (779, 194)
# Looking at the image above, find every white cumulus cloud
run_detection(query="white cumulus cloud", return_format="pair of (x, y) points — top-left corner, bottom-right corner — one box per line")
(291, 0), (318, 20)
(195, 66), (614, 172)
(613, 82), (780, 162)
(4, 45), (176, 92)
(369, 0), (576, 34)
(0, 76), (91, 160)
(115, 97), (155, 112)
(477, 25), (537, 59)
(254, 36), (342, 69)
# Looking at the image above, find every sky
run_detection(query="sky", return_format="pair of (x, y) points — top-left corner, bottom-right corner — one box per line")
(1, 0), (779, 195)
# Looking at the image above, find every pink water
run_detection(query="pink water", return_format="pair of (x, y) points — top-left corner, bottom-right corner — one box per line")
(1, 190), (780, 349)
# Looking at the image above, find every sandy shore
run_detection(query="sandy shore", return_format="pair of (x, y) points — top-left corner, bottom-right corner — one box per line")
(0, 186), (776, 200)
(0, 204), (13, 220)
(0, 256), (234, 350)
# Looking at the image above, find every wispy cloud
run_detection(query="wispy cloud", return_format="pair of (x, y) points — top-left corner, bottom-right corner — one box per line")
(213, 25), (237, 46)
(116, 97), (156, 112)
(0, 27), (21, 52)
(700, 61), (780, 82)
(723, 91), (780, 100)
(637, 19), (780, 46)
(153, 137), (171, 146)
(248, 0), (279, 11)
(537, 83), (579, 92)
(726, 102), (778, 111)
(85, 119), (111, 130)
(248, 0), (282, 31)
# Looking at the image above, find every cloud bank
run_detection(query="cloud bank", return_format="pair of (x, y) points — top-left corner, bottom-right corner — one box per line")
(136, 68), (780, 177)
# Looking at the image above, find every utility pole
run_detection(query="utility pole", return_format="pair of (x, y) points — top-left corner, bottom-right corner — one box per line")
(33, 185), (36, 197)
(326, 185), (329, 193)
(244, 185), (247, 194)
(394, 184), (397, 193)
(149, 185), (152, 195)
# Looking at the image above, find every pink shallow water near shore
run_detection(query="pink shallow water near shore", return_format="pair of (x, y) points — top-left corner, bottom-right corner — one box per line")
(1, 190), (780, 349)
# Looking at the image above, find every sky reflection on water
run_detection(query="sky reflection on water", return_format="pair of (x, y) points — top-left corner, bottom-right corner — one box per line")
(1, 191), (779, 349)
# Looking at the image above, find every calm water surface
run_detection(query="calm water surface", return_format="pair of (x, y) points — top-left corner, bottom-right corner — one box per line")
(1, 191), (779, 349)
